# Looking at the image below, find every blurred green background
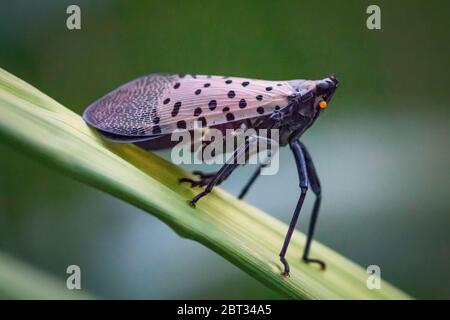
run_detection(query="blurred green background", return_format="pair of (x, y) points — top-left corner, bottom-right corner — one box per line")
(0, 0), (449, 299)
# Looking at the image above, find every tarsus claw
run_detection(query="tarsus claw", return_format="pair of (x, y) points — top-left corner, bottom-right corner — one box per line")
(303, 257), (326, 270)
(188, 200), (196, 208)
(281, 271), (290, 277)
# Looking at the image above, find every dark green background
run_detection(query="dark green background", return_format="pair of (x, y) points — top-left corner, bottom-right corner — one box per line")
(0, 0), (449, 299)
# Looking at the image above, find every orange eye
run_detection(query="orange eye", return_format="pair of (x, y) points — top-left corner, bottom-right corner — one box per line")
(319, 100), (327, 109)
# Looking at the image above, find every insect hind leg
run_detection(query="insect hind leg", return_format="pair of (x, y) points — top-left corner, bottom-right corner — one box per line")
(188, 163), (238, 207)
(179, 171), (219, 188)
(186, 135), (258, 207)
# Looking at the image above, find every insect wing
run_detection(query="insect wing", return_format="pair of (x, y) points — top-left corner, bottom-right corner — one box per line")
(83, 74), (295, 137)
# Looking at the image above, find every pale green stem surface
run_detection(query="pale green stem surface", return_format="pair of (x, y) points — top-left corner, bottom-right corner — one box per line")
(0, 68), (411, 299)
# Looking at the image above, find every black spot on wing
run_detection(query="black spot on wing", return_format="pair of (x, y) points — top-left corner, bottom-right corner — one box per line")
(152, 126), (161, 134)
(208, 100), (217, 110)
(194, 107), (202, 116)
(171, 101), (182, 117)
(226, 113), (235, 121)
(177, 120), (187, 129)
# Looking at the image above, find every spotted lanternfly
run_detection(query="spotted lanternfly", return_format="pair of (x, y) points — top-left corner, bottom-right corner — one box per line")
(83, 73), (339, 276)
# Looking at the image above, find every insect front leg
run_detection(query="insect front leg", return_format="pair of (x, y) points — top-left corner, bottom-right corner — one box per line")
(279, 139), (309, 276)
(300, 142), (326, 270)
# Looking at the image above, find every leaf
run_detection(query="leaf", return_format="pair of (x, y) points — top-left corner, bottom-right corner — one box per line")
(0, 68), (411, 299)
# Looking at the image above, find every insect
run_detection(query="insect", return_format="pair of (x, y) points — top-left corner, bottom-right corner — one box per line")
(83, 73), (338, 276)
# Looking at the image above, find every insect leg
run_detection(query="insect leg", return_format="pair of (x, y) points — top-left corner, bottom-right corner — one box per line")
(192, 171), (217, 179)
(279, 139), (308, 276)
(179, 171), (218, 187)
(238, 164), (265, 199)
(189, 162), (238, 207)
(189, 134), (264, 206)
(238, 135), (278, 199)
(300, 142), (326, 270)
